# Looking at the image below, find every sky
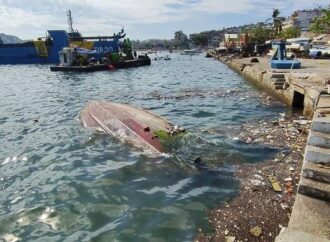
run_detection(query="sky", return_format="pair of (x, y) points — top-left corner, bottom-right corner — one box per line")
(0, 0), (328, 40)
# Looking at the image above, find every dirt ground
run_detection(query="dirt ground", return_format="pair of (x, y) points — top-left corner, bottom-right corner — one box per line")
(195, 94), (311, 242)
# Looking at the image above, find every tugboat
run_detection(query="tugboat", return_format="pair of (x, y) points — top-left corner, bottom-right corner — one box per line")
(50, 39), (151, 72)
(50, 47), (111, 72)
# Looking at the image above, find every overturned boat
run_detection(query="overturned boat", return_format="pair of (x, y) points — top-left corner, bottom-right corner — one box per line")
(80, 101), (185, 154)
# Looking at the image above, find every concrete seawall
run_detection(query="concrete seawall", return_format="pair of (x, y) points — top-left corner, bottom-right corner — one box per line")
(218, 56), (328, 116)
(214, 55), (330, 241)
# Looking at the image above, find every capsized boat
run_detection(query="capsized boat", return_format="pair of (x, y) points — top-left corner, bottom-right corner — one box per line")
(80, 101), (185, 154)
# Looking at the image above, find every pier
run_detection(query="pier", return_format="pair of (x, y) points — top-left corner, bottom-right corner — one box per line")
(211, 53), (330, 241)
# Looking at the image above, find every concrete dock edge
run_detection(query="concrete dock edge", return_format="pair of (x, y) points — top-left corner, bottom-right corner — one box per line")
(212, 55), (330, 241)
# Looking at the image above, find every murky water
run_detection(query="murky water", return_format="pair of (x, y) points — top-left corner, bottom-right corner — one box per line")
(0, 53), (287, 241)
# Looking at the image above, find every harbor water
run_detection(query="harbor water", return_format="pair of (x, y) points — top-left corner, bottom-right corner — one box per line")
(0, 53), (288, 241)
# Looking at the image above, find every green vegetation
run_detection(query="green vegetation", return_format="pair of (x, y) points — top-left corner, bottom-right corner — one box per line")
(309, 8), (330, 34)
(241, 9), (286, 46)
(277, 27), (301, 39)
(154, 130), (171, 141)
(272, 9), (280, 19)
(248, 25), (272, 44)
(190, 34), (209, 47)
(154, 130), (186, 142)
(153, 130), (186, 145)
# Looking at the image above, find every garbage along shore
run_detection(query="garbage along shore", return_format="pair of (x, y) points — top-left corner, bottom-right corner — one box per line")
(195, 99), (310, 242)
(195, 54), (330, 241)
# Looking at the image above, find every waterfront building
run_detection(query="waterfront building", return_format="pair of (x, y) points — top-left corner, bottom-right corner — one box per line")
(283, 9), (322, 31)
(224, 33), (240, 49)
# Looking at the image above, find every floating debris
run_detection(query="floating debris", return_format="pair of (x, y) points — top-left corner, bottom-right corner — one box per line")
(249, 226), (262, 237)
(10, 196), (23, 204)
(269, 175), (282, 192)
(0, 234), (20, 242)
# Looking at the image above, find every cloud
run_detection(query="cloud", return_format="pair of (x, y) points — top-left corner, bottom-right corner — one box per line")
(0, 0), (328, 39)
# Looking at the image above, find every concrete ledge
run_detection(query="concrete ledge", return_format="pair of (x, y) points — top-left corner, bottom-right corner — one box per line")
(303, 161), (330, 184)
(212, 55), (330, 241)
(288, 195), (330, 239)
(274, 79), (286, 85)
(298, 178), (330, 201)
(275, 228), (330, 242)
(312, 117), (330, 134)
(305, 145), (330, 164)
(308, 131), (330, 148)
(271, 73), (285, 78)
(318, 95), (330, 108)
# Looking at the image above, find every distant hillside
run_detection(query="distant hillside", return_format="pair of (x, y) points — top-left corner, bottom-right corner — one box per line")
(0, 33), (24, 44)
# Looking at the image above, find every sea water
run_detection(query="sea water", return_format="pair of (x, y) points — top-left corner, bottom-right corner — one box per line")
(0, 53), (287, 241)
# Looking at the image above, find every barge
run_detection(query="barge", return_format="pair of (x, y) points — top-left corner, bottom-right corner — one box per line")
(0, 10), (125, 65)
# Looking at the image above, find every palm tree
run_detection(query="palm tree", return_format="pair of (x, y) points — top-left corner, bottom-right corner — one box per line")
(272, 9), (280, 20)
(272, 9), (282, 36)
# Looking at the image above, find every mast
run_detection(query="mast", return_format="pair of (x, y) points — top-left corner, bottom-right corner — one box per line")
(67, 9), (74, 33)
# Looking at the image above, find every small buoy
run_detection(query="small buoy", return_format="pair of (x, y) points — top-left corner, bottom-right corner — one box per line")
(108, 65), (115, 70)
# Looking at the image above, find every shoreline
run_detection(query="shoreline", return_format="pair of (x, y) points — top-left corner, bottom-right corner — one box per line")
(196, 54), (330, 241)
(196, 110), (309, 242)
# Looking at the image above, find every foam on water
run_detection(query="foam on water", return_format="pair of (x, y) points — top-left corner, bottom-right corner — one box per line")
(38, 207), (59, 230)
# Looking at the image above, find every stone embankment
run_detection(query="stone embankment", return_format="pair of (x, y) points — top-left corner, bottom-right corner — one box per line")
(212, 53), (330, 241)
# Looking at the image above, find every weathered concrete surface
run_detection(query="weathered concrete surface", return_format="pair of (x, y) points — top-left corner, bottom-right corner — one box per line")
(298, 178), (330, 201)
(218, 56), (330, 116)
(275, 227), (330, 242)
(308, 131), (330, 148)
(213, 54), (330, 241)
(288, 195), (330, 239)
(279, 94), (330, 241)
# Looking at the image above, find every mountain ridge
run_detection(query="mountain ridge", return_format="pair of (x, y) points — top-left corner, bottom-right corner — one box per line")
(0, 33), (24, 44)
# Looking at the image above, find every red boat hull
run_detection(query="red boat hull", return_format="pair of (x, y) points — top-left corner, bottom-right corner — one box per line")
(80, 101), (174, 154)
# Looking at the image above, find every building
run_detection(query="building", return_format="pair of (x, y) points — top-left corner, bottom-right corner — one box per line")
(224, 33), (239, 48)
(283, 9), (322, 31)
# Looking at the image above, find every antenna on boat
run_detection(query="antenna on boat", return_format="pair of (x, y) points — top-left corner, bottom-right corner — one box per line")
(67, 9), (74, 33)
